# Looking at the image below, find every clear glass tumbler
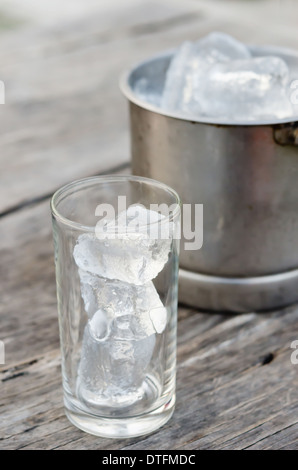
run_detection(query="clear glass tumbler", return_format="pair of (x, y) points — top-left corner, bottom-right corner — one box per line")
(51, 175), (181, 438)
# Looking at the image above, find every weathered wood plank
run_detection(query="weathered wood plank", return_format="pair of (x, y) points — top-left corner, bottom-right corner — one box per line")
(1, 162), (298, 450)
(120, 308), (298, 451)
(1, 0), (298, 451)
(0, 0), (297, 212)
(3, 183), (298, 449)
(0, 1), (203, 213)
(1, 186), (297, 450)
(244, 423), (298, 450)
(1, 305), (298, 449)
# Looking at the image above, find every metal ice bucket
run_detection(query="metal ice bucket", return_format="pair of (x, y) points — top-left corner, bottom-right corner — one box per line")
(121, 45), (298, 312)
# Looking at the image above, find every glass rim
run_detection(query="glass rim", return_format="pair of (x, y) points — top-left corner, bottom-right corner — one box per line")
(50, 175), (181, 232)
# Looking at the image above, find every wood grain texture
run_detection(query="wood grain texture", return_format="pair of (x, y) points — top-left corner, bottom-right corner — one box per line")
(1, 301), (298, 449)
(1, 0), (298, 450)
(1, 188), (298, 449)
(0, 0), (297, 213)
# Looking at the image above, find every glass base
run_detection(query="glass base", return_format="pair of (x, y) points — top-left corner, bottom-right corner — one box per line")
(64, 394), (175, 438)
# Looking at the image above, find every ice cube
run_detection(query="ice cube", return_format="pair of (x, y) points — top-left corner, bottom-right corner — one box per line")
(78, 269), (100, 317)
(162, 32), (251, 113)
(73, 205), (172, 284)
(76, 278), (168, 404)
(162, 41), (198, 113)
(78, 271), (167, 334)
(74, 204), (169, 406)
(133, 77), (161, 107)
(112, 314), (152, 340)
(78, 270), (131, 318)
(195, 32), (252, 63)
(110, 282), (167, 338)
(105, 203), (172, 241)
(149, 306), (168, 334)
(77, 322), (156, 405)
(134, 281), (167, 335)
(195, 56), (293, 120)
(88, 308), (112, 342)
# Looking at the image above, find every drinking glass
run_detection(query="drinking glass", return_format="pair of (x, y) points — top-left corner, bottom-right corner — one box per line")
(51, 175), (181, 438)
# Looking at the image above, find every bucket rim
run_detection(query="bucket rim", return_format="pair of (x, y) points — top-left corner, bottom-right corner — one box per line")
(119, 44), (298, 128)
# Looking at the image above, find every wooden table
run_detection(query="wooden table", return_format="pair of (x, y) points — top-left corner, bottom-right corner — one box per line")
(1, 0), (298, 450)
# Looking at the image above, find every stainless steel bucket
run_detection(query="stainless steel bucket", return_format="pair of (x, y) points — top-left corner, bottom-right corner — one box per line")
(121, 45), (298, 312)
